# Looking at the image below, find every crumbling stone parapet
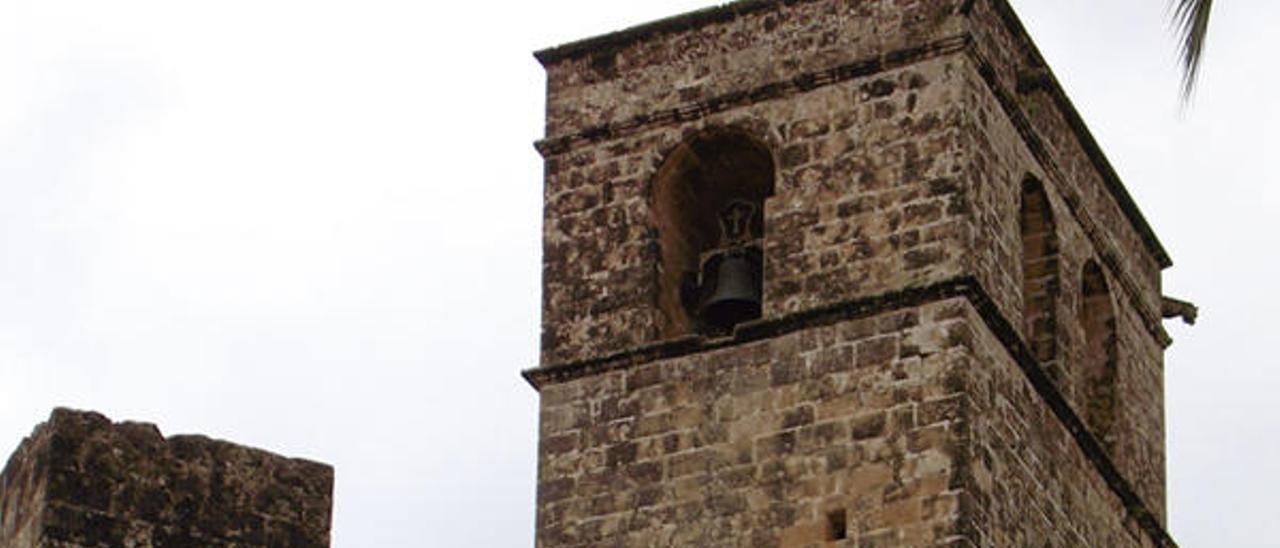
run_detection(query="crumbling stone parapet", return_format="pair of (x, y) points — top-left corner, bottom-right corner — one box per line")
(0, 408), (333, 548)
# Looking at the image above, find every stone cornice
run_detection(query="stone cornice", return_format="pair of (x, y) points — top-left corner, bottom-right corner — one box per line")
(532, 35), (972, 158)
(524, 278), (977, 388)
(533, 0), (821, 67)
(522, 275), (1177, 547)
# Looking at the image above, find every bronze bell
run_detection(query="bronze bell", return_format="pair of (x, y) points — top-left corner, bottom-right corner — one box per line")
(680, 199), (765, 332)
(697, 248), (762, 330)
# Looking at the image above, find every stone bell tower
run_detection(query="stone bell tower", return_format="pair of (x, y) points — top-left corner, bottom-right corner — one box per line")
(525, 1), (1181, 546)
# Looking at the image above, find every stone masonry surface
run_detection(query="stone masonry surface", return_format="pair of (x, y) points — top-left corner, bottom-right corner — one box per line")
(960, 0), (1167, 513)
(531, 0), (1177, 546)
(532, 295), (1164, 546)
(535, 301), (972, 546)
(0, 408), (333, 548)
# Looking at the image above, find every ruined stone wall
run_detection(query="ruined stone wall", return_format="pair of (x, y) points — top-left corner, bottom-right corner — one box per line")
(0, 432), (45, 547)
(0, 409), (333, 548)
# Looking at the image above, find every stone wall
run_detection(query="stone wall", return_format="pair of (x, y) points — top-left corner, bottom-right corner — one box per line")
(0, 409), (333, 548)
(531, 295), (1165, 547)
(957, 1), (1168, 514)
(535, 300), (970, 547)
(538, 4), (977, 365)
(956, 302), (1156, 547)
(536, 0), (1168, 511)
(539, 0), (967, 138)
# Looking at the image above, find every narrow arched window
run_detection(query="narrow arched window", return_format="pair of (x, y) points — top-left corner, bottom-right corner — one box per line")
(651, 129), (774, 337)
(1081, 260), (1118, 451)
(1020, 177), (1061, 382)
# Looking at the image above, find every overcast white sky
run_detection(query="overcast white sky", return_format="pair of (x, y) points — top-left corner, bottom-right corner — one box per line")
(0, 1), (1275, 546)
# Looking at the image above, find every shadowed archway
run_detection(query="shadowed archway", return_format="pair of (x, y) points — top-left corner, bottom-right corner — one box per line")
(1081, 259), (1118, 452)
(1021, 177), (1061, 384)
(651, 129), (775, 336)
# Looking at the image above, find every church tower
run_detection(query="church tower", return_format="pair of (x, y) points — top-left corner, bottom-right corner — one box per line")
(525, 1), (1180, 545)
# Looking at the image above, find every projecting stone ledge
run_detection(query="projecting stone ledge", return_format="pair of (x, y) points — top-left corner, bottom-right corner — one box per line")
(0, 408), (333, 548)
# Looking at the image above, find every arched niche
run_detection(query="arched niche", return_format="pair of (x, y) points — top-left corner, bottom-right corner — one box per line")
(651, 128), (775, 336)
(1081, 259), (1118, 451)
(1020, 177), (1061, 380)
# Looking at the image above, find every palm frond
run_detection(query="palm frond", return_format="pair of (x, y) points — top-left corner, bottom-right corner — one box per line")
(1172, 0), (1214, 99)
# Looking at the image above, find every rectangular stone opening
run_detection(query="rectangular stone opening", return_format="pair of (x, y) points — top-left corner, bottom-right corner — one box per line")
(827, 508), (848, 541)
